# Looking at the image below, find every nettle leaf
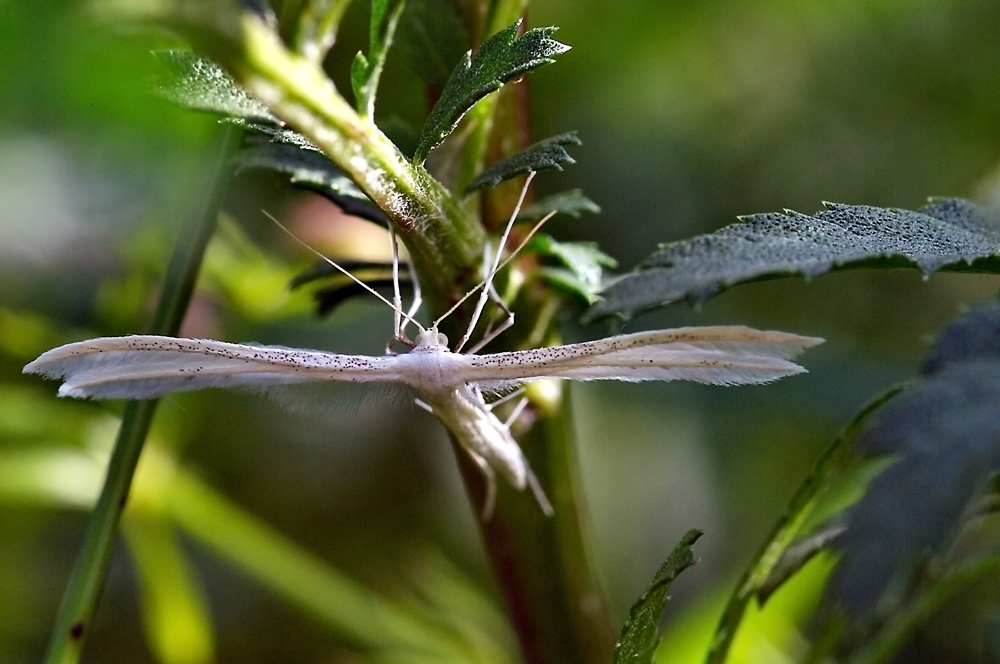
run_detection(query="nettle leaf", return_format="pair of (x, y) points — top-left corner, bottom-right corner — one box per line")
(830, 302), (1000, 619)
(413, 19), (570, 163)
(589, 198), (1000, 320)
(529, 235), (617, 304)
(613, 530), (702, 664)
(465, 132), (582, 192)
(155, 50), (322, 152)
(517, 189), (601, 222)
(351, 0), (405, 118)
(233, 142), (385, 224)
(394, 0), (469, 89)
(226, 119), (321, 152)
(154, 50), (276, 121)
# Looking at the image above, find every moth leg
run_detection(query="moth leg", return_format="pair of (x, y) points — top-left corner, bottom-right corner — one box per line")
(388, 225), (421, 352)
(454, 172), (536, 354)
(525, 463), (554, 517)
(466, 273), (515, 355)
(501, 396), (530, 429)
(413, 398), (434, 414)
(483, 386), (526, 411)
(401, 257), (423, 338)
(466, 450), (498, 521)
(495, 397), (551, 515)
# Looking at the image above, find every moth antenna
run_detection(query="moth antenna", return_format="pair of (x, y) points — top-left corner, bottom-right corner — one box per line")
(264, 210), (426, 334)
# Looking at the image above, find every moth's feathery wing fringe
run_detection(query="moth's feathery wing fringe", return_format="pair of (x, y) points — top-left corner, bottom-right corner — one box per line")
(23, 335), (405, 400)
(462, 326), (824, 386)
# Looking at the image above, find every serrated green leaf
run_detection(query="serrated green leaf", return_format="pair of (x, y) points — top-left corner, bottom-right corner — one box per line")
(588, 198), (1000, 320)
(830, 302), (1000, 621)
(529, 235), (616, 303)
(351, 51), (370, 102)
(517, 189), (601, 222)
(395, 0), (469, 89)
(351, 0), (405, 118)
(154, 50), (275, 120)
(232, 142), (386, 224)
(224, 118), (321, 152)
(413, 20), (570, 162)
(613, 529), (702, 664)
(465, 132), (582, 192)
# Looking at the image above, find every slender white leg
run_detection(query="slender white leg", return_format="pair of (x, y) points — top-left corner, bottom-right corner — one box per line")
(502, 396), (530, 429)
(402, 257), (422, 338)
(525, 467), (554, 517)
(466, 450), (498, 520)
(465, 243), (517, 354)
(454, 172), (536, 353)
(387, 224), (412, 352)
(483, 386), (527, 410)
(414, 398), (434, 414)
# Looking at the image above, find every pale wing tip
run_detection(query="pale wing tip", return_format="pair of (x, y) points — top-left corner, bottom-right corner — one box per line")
(23, 356), (57, 378)
(57, 384), (88, 399)
(800, 335), (825, 349)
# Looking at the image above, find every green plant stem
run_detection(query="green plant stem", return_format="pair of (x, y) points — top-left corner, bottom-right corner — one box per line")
(227, 14), (486, 305)
(42, 125), (240, 664)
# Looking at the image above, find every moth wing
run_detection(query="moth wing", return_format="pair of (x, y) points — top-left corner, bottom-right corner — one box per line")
(461, 326), (823, 387)
(24, 335), (407, 401)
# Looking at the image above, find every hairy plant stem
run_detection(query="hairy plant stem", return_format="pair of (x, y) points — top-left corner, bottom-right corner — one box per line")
(223, 14), (488, 307)
(42, 125), (240, 664)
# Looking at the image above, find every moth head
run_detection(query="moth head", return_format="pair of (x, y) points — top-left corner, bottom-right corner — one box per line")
(415, 327), (449, 350)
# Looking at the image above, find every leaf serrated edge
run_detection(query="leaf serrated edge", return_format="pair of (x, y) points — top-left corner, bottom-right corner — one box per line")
(413, 19), (570, 162)
(465, 131), (582, 192)
(613, 529), (703, 664)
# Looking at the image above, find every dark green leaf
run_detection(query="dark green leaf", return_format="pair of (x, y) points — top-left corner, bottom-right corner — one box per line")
(351, 0), (405, 117)
(154, 50), (275, 121)
(517, 189), (601, 222)
(830, 302), (1000, 620)
(465, 132), (582, 192)
(757, 521), (845, 603)
(290, 260), (407, 316)
(613, 529), (702, 664)
(226, 119), (321, 152)
(232, 142), (386, 224)
(588, 198), (1000, 320)
(529, 235), (616, 303)
(394, 0), (469, 89)
(413, 20), (570, 162)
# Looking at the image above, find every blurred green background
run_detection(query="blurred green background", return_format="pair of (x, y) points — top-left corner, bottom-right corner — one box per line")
(1, 1), (999, 662)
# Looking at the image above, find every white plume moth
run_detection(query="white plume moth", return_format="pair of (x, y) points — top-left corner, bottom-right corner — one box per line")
(23, 173), (822, 517)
